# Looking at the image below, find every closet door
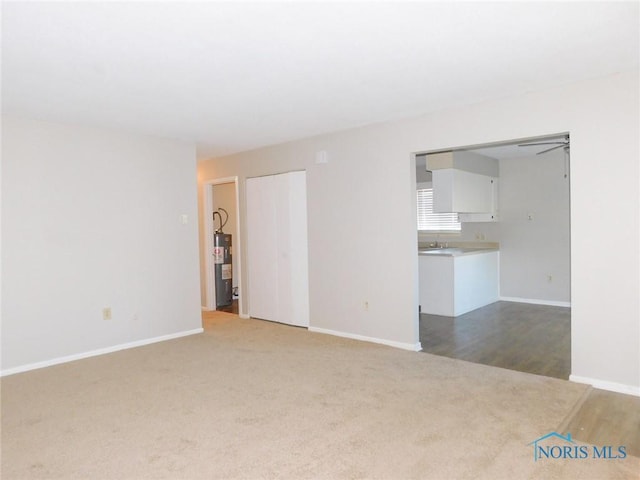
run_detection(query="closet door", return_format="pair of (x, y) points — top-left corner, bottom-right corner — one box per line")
(246, 171), (309, 327)
(276, 171), (309, 327)
(246, 175), (279, 322)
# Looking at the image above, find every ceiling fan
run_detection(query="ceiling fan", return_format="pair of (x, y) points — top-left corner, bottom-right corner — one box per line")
(518, 135), (570, 155)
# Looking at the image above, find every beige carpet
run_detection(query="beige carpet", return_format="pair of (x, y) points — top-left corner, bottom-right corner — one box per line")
(2, 312), (638, 479)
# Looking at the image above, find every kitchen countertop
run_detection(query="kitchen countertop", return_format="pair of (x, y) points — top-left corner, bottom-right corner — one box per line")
(418, 247), (499, 257)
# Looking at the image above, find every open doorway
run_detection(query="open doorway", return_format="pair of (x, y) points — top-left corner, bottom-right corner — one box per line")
(415, 134), (571, 379)
(203, 177), (243, 316)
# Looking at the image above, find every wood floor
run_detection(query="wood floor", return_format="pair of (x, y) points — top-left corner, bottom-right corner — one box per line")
(216, 299), (239, 314)
(420, 300), (571, 379)
(420, 300), (639, 458)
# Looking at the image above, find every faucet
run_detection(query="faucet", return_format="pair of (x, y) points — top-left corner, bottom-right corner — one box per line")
(429, 238), (448, 249)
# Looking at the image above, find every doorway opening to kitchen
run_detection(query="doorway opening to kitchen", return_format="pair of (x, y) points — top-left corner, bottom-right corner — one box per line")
(415, 134), (571, 379)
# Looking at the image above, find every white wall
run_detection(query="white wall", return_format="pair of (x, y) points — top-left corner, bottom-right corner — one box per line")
(1, 117), (203, 372)
(499, 150), (571, 304)
(198, 70), (639, 393)
(199, 130), (422, 350)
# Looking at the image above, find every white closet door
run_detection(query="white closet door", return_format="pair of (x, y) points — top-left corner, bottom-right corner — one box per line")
(285, 171), (309, 327)
(246, 171), (309, 327)
(274, 174), (292, 324)
(246, 175), (279, 322)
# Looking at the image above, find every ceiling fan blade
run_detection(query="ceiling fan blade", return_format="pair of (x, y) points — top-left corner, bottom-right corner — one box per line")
(518, 142), (565, 147)
(537, 144), (567, 155)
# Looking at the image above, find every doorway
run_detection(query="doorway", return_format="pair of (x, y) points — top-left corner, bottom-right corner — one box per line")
(415, 134), (571, 379)
(204, 177), (243, 315)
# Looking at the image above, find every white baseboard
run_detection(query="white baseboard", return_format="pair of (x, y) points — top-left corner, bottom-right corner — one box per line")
(308, 326), (422, 352)
(570, 375), (640, 397)
(239, 313), (250, 319)
(500, 296), (571, 308)
(0, 328), (204, 377)
(201, 306), (213, 311)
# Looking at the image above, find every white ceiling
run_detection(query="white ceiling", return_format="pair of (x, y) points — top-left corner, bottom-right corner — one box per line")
(2, 2), (638, 160)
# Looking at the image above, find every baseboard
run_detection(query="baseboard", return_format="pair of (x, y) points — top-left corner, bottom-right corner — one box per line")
(308, 326), (422, 352)
(570, 375), (640, 397)
(500, 296), (571, 308)
(239, 313), (250, 319)
(0, 328), (204, 377)
(201, 306), (213, 311)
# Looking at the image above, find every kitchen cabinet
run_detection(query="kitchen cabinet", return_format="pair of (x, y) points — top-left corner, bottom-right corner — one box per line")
(432, 168), (496, 214)
(457, 175), (499, 222)
(418, 249), (499, 316)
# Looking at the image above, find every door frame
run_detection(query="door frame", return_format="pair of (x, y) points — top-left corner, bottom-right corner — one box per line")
(203, 176), (244, 316)
(413, 133), (572, 378)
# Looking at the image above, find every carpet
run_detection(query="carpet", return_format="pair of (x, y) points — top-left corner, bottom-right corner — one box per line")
(2, 312), (638, 479)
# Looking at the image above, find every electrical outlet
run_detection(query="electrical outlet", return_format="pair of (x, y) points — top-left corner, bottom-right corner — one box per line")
(103, 307), (112, 320)
(364, 301), (369, 312)
(547, 275), (553, 283)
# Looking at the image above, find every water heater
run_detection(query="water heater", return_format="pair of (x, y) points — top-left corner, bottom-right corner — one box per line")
(212, 208), (233, 308)
(213, 233), (232, 307)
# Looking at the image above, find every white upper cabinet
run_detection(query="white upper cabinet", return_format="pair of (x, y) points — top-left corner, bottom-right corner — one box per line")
(457, 176), (499, 222)
(432, 169), (495, 213)
(427, 150), (499, 221)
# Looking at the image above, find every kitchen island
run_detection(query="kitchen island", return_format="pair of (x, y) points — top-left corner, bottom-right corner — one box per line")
(418, 247), (499, 316)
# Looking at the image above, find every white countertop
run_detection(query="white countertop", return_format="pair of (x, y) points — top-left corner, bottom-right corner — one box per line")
(418, 247), (499, 257)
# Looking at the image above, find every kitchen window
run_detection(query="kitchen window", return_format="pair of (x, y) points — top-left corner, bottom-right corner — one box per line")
(417, 187), (461, 232)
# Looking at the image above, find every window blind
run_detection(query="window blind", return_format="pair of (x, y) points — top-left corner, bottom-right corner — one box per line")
(417, 188), (461, 232)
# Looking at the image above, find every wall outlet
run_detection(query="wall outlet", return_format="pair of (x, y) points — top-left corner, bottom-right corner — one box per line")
(547, 275), (553, 283)
(103, 307), (112, 320)
(364, 301), (369, 311)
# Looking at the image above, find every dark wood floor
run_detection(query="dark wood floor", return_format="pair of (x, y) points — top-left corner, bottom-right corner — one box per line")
(419, 300), (571, 379)
(216, 299), (239, 314)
